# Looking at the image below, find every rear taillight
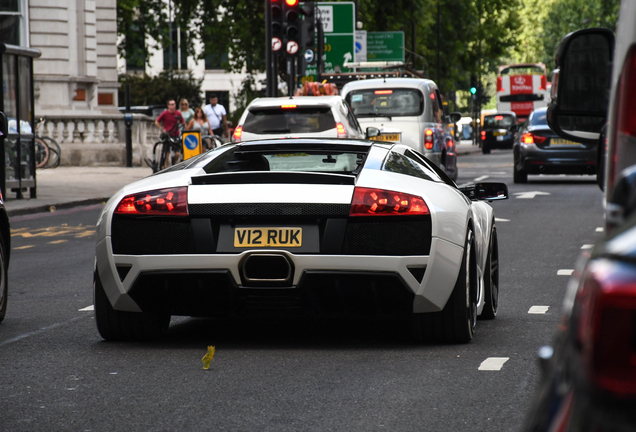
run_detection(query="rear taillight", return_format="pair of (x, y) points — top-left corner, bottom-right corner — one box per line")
(539, 74), (547, 91)
(233, 125), (243, 141)
(497, 77), (503, 92)
(480, 131), (486, 141)
(115, 187), (188, 216)
(350, 187), (429, 216)
(576, 259), (636, 397)
(608, 45), (636, 193)
(424, 128), (434, 149)
(521, 133), (546, 144)
(336, 122), (347, 137)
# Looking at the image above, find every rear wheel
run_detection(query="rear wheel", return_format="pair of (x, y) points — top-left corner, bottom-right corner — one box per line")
(480, 225), (499, 320)
(35, 138), (49, 168)
(513, 165), (527, 183)
(94, 270), (170, 341)
(413, 228), (476, 343)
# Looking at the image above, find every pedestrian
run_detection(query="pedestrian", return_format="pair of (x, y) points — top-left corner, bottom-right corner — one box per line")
(190, 107), (214, 149)
(203, 93), (229, 141)
(179, 98), (194, 129)
(154, 99), (184, 167)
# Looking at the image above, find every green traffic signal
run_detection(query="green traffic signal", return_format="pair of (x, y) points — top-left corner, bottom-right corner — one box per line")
(470, 87), (477, 95)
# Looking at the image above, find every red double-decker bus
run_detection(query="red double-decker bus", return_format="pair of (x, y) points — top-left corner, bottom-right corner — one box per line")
(496, 63), (550, 123)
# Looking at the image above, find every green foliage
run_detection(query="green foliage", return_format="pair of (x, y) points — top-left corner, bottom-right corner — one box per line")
(118, 70), (203, 107)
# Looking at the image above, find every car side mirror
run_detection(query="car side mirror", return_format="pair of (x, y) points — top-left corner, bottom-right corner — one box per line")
(547, 28), (614, 145)
(449, 112), (462, 124)
(458, 182), (508, 201)
(366, 127), (380, 139)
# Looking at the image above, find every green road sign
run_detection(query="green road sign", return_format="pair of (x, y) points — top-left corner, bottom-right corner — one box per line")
(367, 31), (405, 62)
(304, 2), (355, 80)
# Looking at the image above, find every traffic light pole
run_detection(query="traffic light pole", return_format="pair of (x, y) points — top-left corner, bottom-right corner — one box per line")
(265, 0), (273, 97)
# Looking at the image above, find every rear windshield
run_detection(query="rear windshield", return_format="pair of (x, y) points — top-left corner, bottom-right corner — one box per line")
(346, 88), (424, 117)
(203, 147), (367, 175)
(530, 110), (548, 126)
(484, 114), (515, 128)
(242, 107), (336, 134)
(500, 65), (545, 76)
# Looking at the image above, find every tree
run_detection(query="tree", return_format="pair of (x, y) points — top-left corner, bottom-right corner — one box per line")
(118, 70), (203, 107)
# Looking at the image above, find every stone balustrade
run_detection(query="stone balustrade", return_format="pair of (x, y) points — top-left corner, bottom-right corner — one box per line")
(36, 114), (161, 166)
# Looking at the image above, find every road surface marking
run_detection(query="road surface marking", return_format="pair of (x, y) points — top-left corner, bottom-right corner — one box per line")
(474, 175), (490, 182)
(479, 357), (509, 371)
(495, 218), (510, 222)
(0, 316), (86, 347)
(49, 240), (67, 244)
(581, 244), (594, 249)
(596, 227), (604, 232)
(79, 305), (94, 311)
(557, 269), (574, 276)
(514, 191), (551, 199)
(528, 306), (549, 314)
(14, 245), (34, 250)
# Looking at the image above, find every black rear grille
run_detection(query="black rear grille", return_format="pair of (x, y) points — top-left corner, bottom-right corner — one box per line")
(189, 203), (349, 217)
(111, 217), (196, 255)
(342, 219), (432, 255)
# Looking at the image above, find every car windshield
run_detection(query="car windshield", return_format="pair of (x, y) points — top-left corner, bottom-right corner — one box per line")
(203, 147), (367, 175)
(530, 110), (548, 126)
(484, 114), (515, 128)
(500, 65), (545, 76)
(346, 88), (424, 117)
(242, 107), (336, 134)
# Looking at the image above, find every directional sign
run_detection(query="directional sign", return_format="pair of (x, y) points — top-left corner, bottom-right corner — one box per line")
(304, 49), (315, 64)
(272, 37), (282, 52)
(367, 31), (405, 62)
(304, 2), (355, 78)
(287, 41), (299, 55)
(182, 131), (202, 160)
(354, 30), (367, 62)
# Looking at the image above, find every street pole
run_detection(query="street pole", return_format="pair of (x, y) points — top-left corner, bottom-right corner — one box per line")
(124, 84), (133, 167)
(265, 0), (273, 97)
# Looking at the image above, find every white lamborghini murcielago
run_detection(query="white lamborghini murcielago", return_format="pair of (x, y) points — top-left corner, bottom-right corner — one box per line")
(94, 138), (507, 343)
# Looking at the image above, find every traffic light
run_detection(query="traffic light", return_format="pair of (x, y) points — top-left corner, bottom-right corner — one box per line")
(283, 0), (300, 57)
(470, 75), (477, 95)
(270, 0), (283, 55)
(300, 1), (315, 52)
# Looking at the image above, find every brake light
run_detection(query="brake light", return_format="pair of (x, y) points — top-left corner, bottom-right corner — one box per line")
(115, 187), (188, 216)
(281, 104), (297, 109)
(497, 77), (504, 92)
(374, 90), (393, 95)
(495, 115), (503, 121)
(350, 187), (429, 216)
(481, 130), (486, 141)
(233, 125), (243, 141)
(424, 128), (434, 149)
(336, 122), (346, 137)
(576, 260), (636, 397)
(539, 75), (547, 91)
(609, 46), (636, 193)
(521, 133), (545, 144)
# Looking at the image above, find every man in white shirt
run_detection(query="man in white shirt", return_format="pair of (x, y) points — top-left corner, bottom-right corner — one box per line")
(203, 94), (229, 140)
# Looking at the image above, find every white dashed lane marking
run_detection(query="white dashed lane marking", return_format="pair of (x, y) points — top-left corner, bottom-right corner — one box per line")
(557, 269), (574, 276)
(528, 306), (550, 314)
(596, 227), (604, 232)
(474, 175), (490, 182)
(479, 357), (510, 371)
(78, 305), (94, 312)
(581, 244), (594, 249)
(495, 218), (510, 222)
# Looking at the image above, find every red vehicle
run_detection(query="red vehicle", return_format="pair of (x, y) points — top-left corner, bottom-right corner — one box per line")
(496, 63), (550, 123)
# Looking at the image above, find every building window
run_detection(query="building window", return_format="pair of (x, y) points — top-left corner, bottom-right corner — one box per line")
(0, 0), (21, 46)
(204, 49), (228, 70)
(163, 22), (187, 70)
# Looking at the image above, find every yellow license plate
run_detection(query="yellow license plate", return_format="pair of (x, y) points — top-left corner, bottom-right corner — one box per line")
(551, 138), (580, 145)
(493, 131), (506, 136)
(370, 133), (400, 142)
(234, 228), (302, 247)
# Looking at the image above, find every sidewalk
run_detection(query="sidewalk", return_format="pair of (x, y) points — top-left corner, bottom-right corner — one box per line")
(3, 141), (482, 217)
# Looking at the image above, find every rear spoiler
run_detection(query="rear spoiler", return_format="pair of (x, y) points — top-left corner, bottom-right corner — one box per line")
(191, 171), (356, 186)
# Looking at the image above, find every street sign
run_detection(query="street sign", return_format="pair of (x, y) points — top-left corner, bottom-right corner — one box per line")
(272, 37), (282, 52)
(354, 30), (367, 63)
(287, 41), (299, 55)
(367, 31), (405, 62)
(304, 49), (315, 64)
(182, 131), (202, 160)
(303, 2), (355, 79)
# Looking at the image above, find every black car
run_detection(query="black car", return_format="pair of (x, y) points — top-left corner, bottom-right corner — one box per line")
(480, 111), (517, 154)
(513, 107), (598, 183)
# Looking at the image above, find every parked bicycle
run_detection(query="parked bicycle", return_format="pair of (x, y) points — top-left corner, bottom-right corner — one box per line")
(202, 134), (224, 150)
(34, 119), (61, 169)
(147, 123), (183, 173)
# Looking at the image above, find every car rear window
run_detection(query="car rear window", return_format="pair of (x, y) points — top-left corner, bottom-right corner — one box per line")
(346, 89), (424, 117)
(530, 110), (548, 126)
(484, 114), (515, 128)
(242, 107), (337, 134)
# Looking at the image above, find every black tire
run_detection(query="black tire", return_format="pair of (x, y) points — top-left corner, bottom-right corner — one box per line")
(513, 165), (528, 183)
(94, 270), (170, 341)
(482, 144), (491, 154)
(35, 138), (50, 168)
(0, 234), (8, 323)
(413, 229), (476, 344)
(480, 225), (499, 320)
(42, 137), (61, 168)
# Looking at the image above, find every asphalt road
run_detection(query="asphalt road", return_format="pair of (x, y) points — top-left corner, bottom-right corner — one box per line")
(0, 149), (605, 432)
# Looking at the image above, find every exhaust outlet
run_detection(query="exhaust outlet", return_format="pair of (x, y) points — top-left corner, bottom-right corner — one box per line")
(241, 253), (293, 285)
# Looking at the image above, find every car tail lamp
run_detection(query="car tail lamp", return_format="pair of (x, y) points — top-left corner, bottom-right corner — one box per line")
(576, 260), (636, 397)
(350, 187), (429, 216)
(115, 187), (188, 216)
(374, 90), (393, 95)
(539, 75), (547, 91)
(497, 77), (503, 92)
(521, 133), (546, 144)
(609, 46), (636, 193)
(495, 115), (503, 121)
(281, 104), (297, 109)
(424, 128), (434, 149)
(336, 122), (347, 137)
(481, 131), (486, 141)
(233, 125), (243, 142)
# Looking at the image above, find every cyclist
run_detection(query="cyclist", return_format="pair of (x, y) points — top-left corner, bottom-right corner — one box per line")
(155, 99), (185, 168)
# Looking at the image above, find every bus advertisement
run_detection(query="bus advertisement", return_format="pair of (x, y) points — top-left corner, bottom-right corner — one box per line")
(496, 63), (550, 123)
